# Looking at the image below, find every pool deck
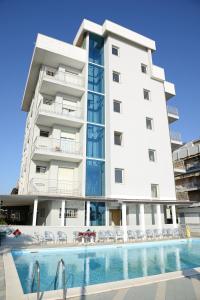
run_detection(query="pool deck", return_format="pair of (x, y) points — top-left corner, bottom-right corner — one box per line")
(1, 239), (200, 300)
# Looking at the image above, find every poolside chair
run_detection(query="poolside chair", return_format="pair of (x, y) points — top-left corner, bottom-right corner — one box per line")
(33, 231), (45, 244)
(127, 230), (137, 241)
(44, 231), (55, 243)
(172, 228), (180, 238)
(162, 229), (168, 238)
(105, 230), (116, 242)
(73, 231), (82, 243)
(167, 228), (173, 238)
(153, 229), (162, 239)
(146, 229), (154, 240)
(136, 230), (145, 240)
(57, 231), (67, 243)
(115, 229), (124, 242)
(98, 231), (107, 243)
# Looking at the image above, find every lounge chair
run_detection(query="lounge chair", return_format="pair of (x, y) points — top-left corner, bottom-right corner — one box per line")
(73, 231), (81, 243)
(146, 229), (154, 239)
(162, 229), (168, 238)
(173, 228), (180, 238)
(105, 230), (116, 242)
(167, 228), (173, 238)
(57, 231), (67, 243)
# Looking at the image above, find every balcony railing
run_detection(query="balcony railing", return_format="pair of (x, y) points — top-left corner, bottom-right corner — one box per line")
(43, 68), (84, 88)
(176, 183), (200, 191)
(176, 191), (189, 201)
(173, 160), (185, 171)
(170, 131), (182, 143)
(39, 102), (83, 120)
(29, 178), (80, 196)
(33, 137), (82, 155)
(167, 105), (179, 116)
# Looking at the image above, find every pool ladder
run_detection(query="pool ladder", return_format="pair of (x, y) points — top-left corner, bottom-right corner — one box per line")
(31, 259), (67, 300)
(31, 260), (40, 300)
(54, 259), (67, 300)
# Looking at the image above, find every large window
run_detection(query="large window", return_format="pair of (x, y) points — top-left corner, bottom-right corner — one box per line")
(87, 92), (104, 124)
(90, 202), (105, 226)
(88, 64), (104, 93)
(86, 160), (105, 196)
(89, 34), (104, 66)
(87, 124), (105, 159)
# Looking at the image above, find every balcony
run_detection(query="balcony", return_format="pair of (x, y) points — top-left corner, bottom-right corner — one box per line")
(170, 131), (183, 151)
(173, 160), (186, 175)
(32, 137), (82, 162)
(176, 182), (200, 192)
(164, 81), (176, 100)
(176, 191), (189, 201)
(29, 178), (80, 196)
(40, 68), (85, 98)
(152, 65), (165, 81)
(167, 105), (179, 123)
(36, 102), (84, 128)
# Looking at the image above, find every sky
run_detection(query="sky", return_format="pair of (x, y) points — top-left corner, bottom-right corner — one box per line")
(0, 0), (199, 194)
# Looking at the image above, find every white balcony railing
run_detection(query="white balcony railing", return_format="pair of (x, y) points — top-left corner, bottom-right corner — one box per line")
(44, 68), (84, 89)
(39, 102), (83, 120)
(33, 137), (82, 156)
(29, 178), (80, 196)
(170, 131), (182, 143)
(167, 105), (179, 116)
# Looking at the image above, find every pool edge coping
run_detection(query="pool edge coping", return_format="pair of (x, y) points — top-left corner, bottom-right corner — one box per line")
(3, 239), (200, 300)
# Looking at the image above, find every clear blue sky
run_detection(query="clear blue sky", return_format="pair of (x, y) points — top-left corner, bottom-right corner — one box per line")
(0, 0), (199, 194)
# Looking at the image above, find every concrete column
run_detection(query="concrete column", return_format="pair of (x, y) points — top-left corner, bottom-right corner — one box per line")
(122, 202), (127, 242)
(61, 200), (65, 226)
(32, 199), (38, 226)
(105, 202), (109, 226)
(156, 204), (162, 231)
(172, 205), (177, 228)
(86, 201), (90, 226)
(139, 204), (145, 232)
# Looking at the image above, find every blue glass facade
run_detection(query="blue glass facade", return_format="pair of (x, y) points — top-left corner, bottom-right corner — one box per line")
(87, 92), (104, 124)
(87, 124), (105, 159)
(90, 202), (105, 226)
(86, 160), (105, 196)
(86, 33), (105, 199)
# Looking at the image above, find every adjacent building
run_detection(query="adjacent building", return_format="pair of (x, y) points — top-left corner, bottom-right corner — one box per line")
(3, 19), (184, 232)
(173, 138), (200, 224)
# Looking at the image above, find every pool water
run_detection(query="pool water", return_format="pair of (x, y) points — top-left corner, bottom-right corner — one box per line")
(12, 239), (200, 294)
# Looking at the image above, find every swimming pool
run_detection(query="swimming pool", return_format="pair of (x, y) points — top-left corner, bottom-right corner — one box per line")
(12, 239), (200, 294)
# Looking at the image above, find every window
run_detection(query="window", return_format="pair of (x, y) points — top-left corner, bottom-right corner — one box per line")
(143, 89), (150, 100)
(151, 184), (159, 198)
(66, 209), (78, 218)
(113, 71), (120, 83)
(46, 70), (54, 76)
(141, 64), (147, 74)
(114, 131), (123, 146)
(36, 166), (47, 173)
(43, 98), (53, 105)
(148, 149), (156, 162)
(115, 168), (124, 183)
(40, 130), (49, 137)
(146, 117), (153, 130)
(113, 100), (121, 113)
(112, 45), (119, 56)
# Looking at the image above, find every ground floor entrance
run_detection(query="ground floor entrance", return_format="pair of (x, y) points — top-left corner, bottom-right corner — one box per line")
(110, 209), (121, 226)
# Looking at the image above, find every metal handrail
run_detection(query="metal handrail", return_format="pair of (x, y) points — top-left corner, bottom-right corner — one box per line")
(31, 260), (40, 300)
(54, 259), (67, 300)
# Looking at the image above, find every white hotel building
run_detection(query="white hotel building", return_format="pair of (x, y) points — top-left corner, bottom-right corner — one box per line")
(4, 19), (186, 234)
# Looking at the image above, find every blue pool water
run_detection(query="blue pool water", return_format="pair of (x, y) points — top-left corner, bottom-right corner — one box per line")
(12, 239), (200, 294)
